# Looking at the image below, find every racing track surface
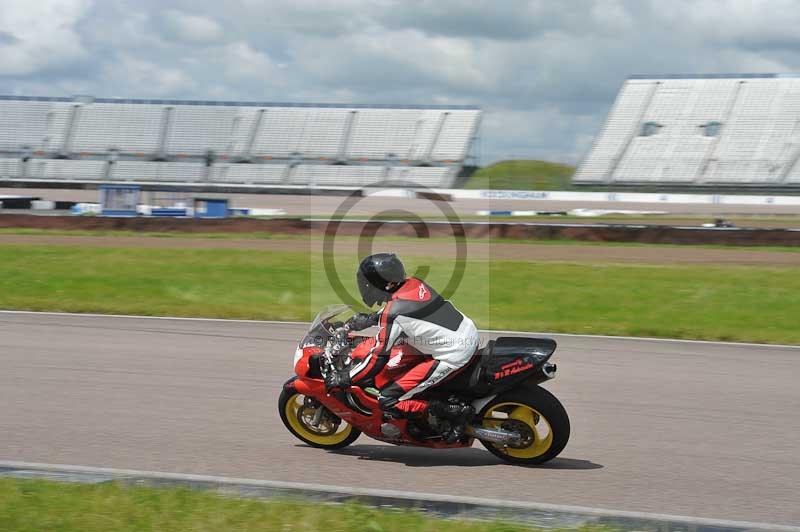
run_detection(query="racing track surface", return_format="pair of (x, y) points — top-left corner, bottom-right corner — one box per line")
(1, 312), (798, 526)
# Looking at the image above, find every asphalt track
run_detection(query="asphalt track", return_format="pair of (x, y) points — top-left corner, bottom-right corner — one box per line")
(1, 312), (798, 526)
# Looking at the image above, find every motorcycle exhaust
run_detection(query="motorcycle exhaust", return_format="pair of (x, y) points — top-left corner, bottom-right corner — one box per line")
(466, 425), (523, 446)
(526, 362), (557, 385)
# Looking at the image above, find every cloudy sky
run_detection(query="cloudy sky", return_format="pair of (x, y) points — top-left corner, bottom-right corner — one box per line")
(0, 0), (797, 164)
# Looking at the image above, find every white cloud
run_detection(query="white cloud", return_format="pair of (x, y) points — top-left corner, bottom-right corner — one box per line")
(105, 55), (195, 96)
(589, 0), (634, 34)
(212, 41), (280, 81)
(293, 28), (490, 95)
(162, 10), (224, 43)
(0, 0), (91, 76)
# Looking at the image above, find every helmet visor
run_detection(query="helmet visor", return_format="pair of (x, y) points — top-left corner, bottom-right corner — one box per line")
(357, 270), (390, 307)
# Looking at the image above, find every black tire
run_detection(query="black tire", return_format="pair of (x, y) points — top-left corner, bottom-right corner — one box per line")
(278, 385), (361, 449)
(478, 385), (570, 465)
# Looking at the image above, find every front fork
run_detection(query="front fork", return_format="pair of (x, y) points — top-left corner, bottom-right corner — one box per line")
(305, 396), (327, 428)
(291, 377), (380, 432)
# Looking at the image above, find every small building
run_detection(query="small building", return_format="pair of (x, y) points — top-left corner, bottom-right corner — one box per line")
(99, 185), (140, 216)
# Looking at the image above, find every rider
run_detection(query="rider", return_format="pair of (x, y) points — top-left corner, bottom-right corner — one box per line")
(325, 253), (480, 442)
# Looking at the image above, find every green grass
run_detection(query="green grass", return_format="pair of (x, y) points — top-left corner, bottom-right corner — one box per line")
(0, 243), (798, 343)
(465, 160), (576, 190)
(479, 261), (800, 343)
(0, 245), (312, 321)
(0, 478), (601, 532)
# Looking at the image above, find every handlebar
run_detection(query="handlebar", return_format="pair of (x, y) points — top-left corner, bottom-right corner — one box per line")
(322, 324), (351, 370)
(331, 325), (350, 353)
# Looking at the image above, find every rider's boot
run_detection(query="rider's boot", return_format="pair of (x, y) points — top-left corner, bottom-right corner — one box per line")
(428, 400), (475, 443)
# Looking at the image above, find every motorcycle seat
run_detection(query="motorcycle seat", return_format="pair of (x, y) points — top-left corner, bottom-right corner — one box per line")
(467, 336), (557, 388)
(468, 340), (495, 388)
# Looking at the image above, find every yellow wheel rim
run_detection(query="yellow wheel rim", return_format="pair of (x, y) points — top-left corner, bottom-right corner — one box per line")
(483, 402), (553, 459)
(284, 393), (353, 446)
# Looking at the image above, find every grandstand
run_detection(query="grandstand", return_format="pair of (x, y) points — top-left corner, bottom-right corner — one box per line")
(574, 74), (800, 190)
(0, 96), (481, 189)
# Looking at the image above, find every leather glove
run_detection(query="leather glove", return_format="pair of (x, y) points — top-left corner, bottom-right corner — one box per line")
(325, 368), (351, 392)
(347, 312), (378, 331)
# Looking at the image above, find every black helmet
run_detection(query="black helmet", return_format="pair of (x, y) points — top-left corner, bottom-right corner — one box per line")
(357, 253), (406, 307)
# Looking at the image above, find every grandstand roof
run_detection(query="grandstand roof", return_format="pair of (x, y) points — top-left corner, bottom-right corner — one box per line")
(0, 94), (479, 110)
(627, 73), (794, 80)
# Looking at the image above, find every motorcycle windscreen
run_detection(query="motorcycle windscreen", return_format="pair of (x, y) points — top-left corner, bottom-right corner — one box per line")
(308, 304), (351, 333)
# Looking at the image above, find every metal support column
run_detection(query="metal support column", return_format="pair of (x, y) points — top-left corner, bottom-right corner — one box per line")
(778, 120), (800, 184)
(283, 152), (301, 184)
(383, 152), (397, 182)
(60, 104), (81, 157)
(337, 110), (357, 162)
(696, 80), (745, 183)
(243, 109), (265, 161)
(155, 106), (173, 161)
(424, 111), (449, 164)
(464, 112), (482, 166)
(604, 81), (660, 183)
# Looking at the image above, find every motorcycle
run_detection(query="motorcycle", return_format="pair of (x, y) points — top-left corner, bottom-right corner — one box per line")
(279, 305), (570, 465)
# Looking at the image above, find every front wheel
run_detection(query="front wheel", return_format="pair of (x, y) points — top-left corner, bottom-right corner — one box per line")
(478, 385), (570, 465)
(279, 385), (360, 449)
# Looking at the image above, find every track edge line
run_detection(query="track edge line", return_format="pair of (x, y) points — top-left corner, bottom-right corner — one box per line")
(0, 309), (797, 349)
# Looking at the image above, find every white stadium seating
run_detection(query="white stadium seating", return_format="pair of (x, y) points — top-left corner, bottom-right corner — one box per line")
(167, 106), (238, 156)
(38, 159), (107, 180)
(110, 161), (207, 182)
(0, 96), (480, 188)
(211, 163), (287, 184)
(389, 166), (456, 187)
(0, 100), (52, 152)
(0, 158), (20, 177)
(283, 164), (454, 188)
(110, 161), (158, 182)
(72, 102), (163, 154)
(291, 164), (386, 186)
(574, 74), (800, 187)
(249, 107), (349, 159)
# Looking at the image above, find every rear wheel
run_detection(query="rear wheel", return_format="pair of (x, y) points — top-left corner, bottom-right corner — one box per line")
(478, 386), (570, 465)
(279, 386), (360, 449)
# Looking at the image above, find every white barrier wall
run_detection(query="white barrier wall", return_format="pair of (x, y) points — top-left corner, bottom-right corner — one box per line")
(435, 189), (800, 206)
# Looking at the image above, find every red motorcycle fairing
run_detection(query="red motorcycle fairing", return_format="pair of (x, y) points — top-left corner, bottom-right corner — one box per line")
(294, 345), (323, 378)
(291, 337), (472, 448)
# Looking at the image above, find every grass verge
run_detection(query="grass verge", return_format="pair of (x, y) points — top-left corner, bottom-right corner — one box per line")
(0, 243), (798, 343)
(0, 478), (600, 532)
